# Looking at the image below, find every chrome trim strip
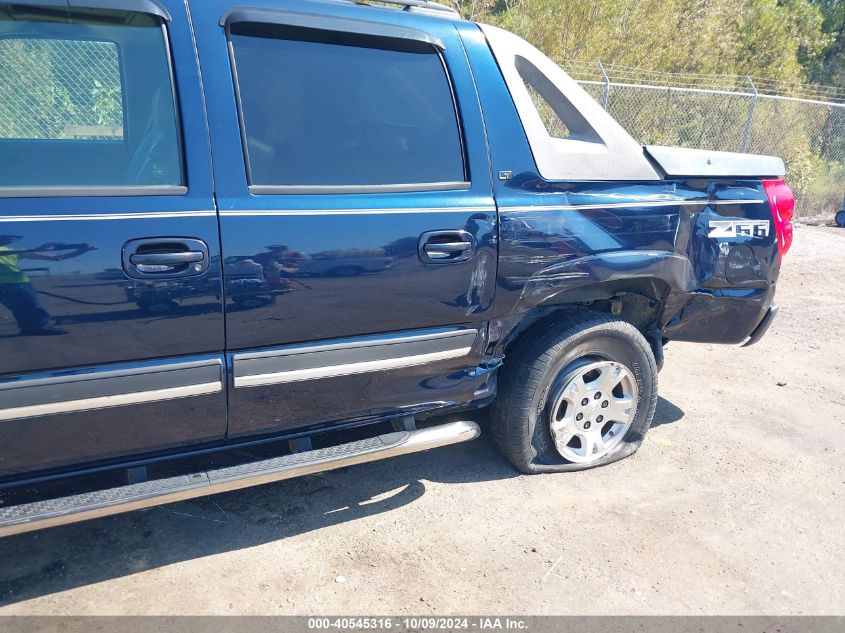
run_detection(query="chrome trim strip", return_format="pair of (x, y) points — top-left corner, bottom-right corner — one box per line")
(0, 358), (224, 421)
(709, 200), (768, 205)
(0, 358), (221, 391)
(0, 211), (216, 222)
(219, 201), (764, 216)
(233, 328), (474, 361)
(235, 347), (472, 388)
(501, 199), (765, 213)
(220, 206), (496, 216)
(233, 327), (479, 388)
(709, 199), (767, 205)
(0, 382), (222, 422)
(0, 420), (481, 537)
(0, 201), (762, 221)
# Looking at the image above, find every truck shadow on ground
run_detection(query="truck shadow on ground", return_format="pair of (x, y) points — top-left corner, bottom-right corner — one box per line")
(0, 397), (685, 607)
(651, 396), (685, 427)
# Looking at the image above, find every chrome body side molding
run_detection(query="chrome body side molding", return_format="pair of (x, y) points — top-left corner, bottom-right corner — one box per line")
(219, 206), (496, 216)
(499, 199), (765, 213)
(0, 358), (223, 422)
(233, 328), (478, 388)
(0, 210), (216, 222)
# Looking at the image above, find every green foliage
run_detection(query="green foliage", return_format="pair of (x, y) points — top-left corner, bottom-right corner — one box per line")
(0, 38), (122, 139)
(449, 0), (845, 217)
(0, 39), (74, 138)
(92, 80), (123, 128)
(808, 0), (845, 89)
(787, 148), (845, 214)
(462, 0), (831, 84)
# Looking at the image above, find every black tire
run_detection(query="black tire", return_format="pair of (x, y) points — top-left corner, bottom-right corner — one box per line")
(491, 311), (658, 473)
(836, 210), (845, 228)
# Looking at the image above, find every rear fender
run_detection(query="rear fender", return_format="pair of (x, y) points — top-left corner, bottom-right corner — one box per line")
(491, 250), (696, 356)
(511, 250), (696, 312)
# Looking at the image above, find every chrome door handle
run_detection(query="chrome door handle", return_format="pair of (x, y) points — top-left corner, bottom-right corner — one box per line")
(130, 251), (204, 267)
(423, 241), (473, 256)
(123, 238), (210, 279)
(418, 230), (475, 263)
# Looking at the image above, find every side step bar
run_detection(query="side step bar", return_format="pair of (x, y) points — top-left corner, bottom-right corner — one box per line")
(0, 421), (480, 538)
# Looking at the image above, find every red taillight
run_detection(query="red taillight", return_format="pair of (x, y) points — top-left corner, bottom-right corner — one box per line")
(762, 178), (795, 262)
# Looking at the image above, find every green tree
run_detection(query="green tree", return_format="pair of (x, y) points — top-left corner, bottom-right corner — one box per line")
(809, 0), (845, 88)
(476, 0), (829, 83)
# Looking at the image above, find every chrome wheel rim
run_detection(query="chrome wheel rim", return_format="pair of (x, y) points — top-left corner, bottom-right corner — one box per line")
(548, 360), (638, 464)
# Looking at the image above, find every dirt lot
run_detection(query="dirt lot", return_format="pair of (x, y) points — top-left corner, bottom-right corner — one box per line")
(0, 224), (843, 615)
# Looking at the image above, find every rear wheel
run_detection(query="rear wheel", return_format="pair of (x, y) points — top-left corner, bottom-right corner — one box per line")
(491, 312), (658, 473)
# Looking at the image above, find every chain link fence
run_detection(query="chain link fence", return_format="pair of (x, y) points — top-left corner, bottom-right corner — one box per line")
(0, 38), (123, 140)
(565, 62), (845, 221)
(2, 37), (843, 220)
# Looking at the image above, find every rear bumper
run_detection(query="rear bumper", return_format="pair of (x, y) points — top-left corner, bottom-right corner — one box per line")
(662, 286), (777, 345)
(742, 303), (779, 347)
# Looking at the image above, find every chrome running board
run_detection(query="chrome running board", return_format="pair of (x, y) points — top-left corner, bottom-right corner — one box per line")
(0, 421), (480, 537)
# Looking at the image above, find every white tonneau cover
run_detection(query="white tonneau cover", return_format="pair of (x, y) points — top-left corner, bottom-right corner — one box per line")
(645, 145), (785, 178)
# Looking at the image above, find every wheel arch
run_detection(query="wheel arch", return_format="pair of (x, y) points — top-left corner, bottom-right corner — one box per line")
(494, 249), (695, 366)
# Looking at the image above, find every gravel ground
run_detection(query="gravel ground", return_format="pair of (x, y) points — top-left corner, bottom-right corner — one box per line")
(0, 224), (843, 615)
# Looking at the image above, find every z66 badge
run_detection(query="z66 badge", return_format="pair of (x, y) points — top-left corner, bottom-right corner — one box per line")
(708, 220), (770, 239)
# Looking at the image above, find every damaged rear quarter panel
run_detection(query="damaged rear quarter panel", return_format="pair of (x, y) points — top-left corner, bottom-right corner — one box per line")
(489, 178), (778, 346)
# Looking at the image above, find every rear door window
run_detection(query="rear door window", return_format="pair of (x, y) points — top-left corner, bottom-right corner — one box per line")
(0, 5), (182, 190)
(229, 23), (466, 189)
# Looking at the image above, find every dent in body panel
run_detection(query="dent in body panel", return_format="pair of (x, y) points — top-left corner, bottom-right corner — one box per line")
(662, 181), (779, 342)
(661, 288), (774, 344)
(494, 180), (702, 311)
(687, 184), (779, 289)
(510, 250), (696, 314)
(464, 29), (779, 347)
(490, 178), (777, 346)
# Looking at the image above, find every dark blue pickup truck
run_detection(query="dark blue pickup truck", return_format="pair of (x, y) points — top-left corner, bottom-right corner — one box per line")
(0, 0), (794, 536)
